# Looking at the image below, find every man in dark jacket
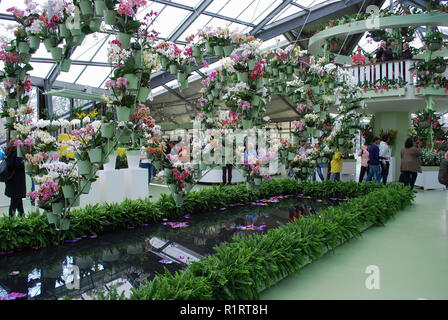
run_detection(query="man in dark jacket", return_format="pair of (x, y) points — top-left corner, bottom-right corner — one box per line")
(438, 151), (448, 187)
(366, 137), (382, 183)
(402, 43), (413, 60)
(5, 141), (26, 217)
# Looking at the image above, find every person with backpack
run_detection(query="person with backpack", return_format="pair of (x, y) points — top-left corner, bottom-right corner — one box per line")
(4, 140), (26, 217)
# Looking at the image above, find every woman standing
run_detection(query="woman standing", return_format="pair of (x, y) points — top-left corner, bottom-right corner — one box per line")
(400, 138), (422, 190)
(5, 140), (26, 217)
(358, 143), (369, 182)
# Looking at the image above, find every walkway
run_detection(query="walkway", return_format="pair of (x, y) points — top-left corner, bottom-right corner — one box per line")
(261, 189), (448, 300)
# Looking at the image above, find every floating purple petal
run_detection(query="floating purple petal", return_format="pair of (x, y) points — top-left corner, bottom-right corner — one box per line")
(329, 197), (338, 201)
(89, 235), (97, 239)
(143, 224), (149, 226)
(9, 292), (26, 298)
(316, 199), (323, 202)
(129, 226), (135, 229)
(159, 259), (172, 264)
(0, 251), (14, 255)
(176, 256), (184, 259)
(9, 271), (19, 276)
(183, 214), (190, 219)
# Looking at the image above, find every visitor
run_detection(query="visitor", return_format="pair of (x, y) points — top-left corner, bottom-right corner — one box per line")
(139, 145), (152, 198)
(376, 40), (393, 62)
(330, 151), (342, 181)
(312, 144), (325, 182)
(244, 142), (258, 163)
(222, 164), (232, 185)
(438, 151), (448, 187)
(352, 47), (366, 65)
(399, 138), (422, 191)
(358, 143), (370, 182)
(5, 140), (26, 217)
(379, 135), (391, 184)
(366, 137), (382, 183)
(402, 43), (413, 60)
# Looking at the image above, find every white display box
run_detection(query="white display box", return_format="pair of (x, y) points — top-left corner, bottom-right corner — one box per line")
(199, 167), (245, 184)
(414, 166), (446, 190)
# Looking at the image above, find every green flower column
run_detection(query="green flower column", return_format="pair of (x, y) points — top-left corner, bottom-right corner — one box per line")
(373, 111), (411, 181)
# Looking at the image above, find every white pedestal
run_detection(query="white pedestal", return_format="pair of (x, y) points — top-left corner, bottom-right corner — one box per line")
(0, 183), (9, 207)
(123, 168), (148, 200)
(341, 160), (356, 182)
(100, 169), (126, 204)
(415, 167), (445, 190)
(199, 167), (245, 184)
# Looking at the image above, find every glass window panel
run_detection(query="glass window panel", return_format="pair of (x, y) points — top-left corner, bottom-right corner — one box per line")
(268, 4), (302, 25)
(55, 65), (85, 83)
(91, 40), (110, 63)
(206, 0), (230, 13)
(146, 6), (191, 39)
(178, 14), (212, 42)
(237, 0), (283, 25)
(136, 2), (166, 20)
(73, 99), (91, 108)
(52, 96), (71, 117)
(75, 66), (111, 87)
(71, 33), (110, 61)
(32, 44), (52, 59)
(28, 62), (55, 78)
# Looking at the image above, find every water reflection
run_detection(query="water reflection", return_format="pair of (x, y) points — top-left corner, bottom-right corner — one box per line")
(0, 196), (337, 300)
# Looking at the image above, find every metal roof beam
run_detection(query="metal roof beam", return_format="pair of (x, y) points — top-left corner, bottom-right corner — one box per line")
(30, 76), (107, 95)
(277, 95), (301, 116)
(168, 0), (213, 42)
(250, 0), (293, 35)
(30, 57), (109, 67)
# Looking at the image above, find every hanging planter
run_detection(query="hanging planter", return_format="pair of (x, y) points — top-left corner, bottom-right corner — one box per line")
(251, 95), (261, 106)
(213, 45), (223, 57)
(237, 72), (249, 83)
(50, 47), (63, 61)
(168, 184), (176, 193)
(10, 130), (18, 140)
(62, 185), (75, 199)
(205, 42), (214, 55)
(70, 26), (82, 36)
(117, 32), (132, 49)
(248, 59), (256, 71)
(124, 73), (138, 90)
(134, 49), (142, 67)
(46, 211), (58, 224)
(25, 163), (33, 174)
(116, 106), (131, 122)
(169, 64), (177, 75)
(338, 138), (345, 145)
(29, 36), (40, 50)
(428, 41), (442, 52)
(7, 98), (17, 108)
(192, 46), (202, 58)
(286, 65), (293, 74)
(18, 41), (30, 54)
(88, 147), (103, 163)
(60, 59), (72, 72)
(177, 72), (187, 86)
(103, 9), (117, 25)
(288, 152), (295, 161)
(272, 68), (279, 76)
(80, 180), (92, 194)
(173, 193), (184, 207)
(43, 38), (54, 52)
(94, 0), (107, 16)
(349, 128), (356, 135)
(279, 72), (286, 80)
(118, 127), (132, 143)
(59, 24), (70, 38)
(313, 129), (321, 138)
(79, 0), (94, 16)
(126, 149), (141, 169)
(246, 182), (255, 191)
(103, 153), (117, 171)
(58, 218), (71, 231)
(101, 122), (115, 138)
(52, 202), (64, 215)
(242, 119), (253, 130)
(89, 18), (102, 32)
(223, 45), (233, 56)
(435, 64), (447, 74)
(184, 183), (193, 193)
(77, 160), (92, 175)
(254, 178), (262, 186)
(72, 34), (85, 45)
(313, 104), (321, 112)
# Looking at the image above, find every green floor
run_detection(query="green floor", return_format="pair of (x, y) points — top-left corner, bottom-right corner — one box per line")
(261, 189), (448, 300)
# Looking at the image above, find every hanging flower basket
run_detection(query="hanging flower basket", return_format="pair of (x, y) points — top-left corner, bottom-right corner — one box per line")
(103, 9), (117, 25)
(428, 42), (442, 52)
(59, 24), (70, 38)
(177, 72), (187, 86)
(43, 38), (54, 52)
(94, 0), (107, 16)
(349, 128), (356, 135)
(116, 106), (131, 122)
(62, 185), (75, 199)
(101, 122), (115, 138)
(288, 152), (295, 161)
(169, 64), (177, 74)
(10, 130), (18, 140)
(80, 180), (92, 194)
(184, 183), (193, 193)
(88, 147), (103, 163)
(18, 42), (30, 54)
(60, 59), (72, 72)
(50, 47), (63, 61)
(279, 72), (286, 80)
(52, 202), (64, 215)
(254, 177), (262, 186)
(78, 160), (92, 175)
(313, 129), (321, 138)
(246, 182), (255, 191)
(192, 46), (202, 58)
(118, 127), (132, 143)
(213, 45), (223, 57)
(251, 95), (261, 106)
(29, 36), (40, 50)
(313, 104), (321, 112)
(173, 193), (184, 207)
(242, 119), (253, 130)
(338, 138), (345, 145)
(248, 59), (256, 71)
(124, 73), (138, 90)
(79, 0), (94, 15)
(435, 64), (447, 74)
(117, 32), (131, 49)
(46, 211), (58, 224)
(72, 34), (85, 45)
(69, 196), (80, 207)
(89, 18), (102, 32)
(223, 45), (233, 56)
(58, 218), (71, 231)
(205, 42), (214, 55)
(237, 72), (249, 83)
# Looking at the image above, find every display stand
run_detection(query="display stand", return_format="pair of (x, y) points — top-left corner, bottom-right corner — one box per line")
(199, 167), (245, 184)
(415, 166), (445, 190)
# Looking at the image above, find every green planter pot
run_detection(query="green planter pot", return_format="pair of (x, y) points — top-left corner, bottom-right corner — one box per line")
(213, 45), (223, 57)
(248, 59), (256, 71)
(29, 36), (40, 50)
(18, 42), (29, 54)
(60, 59), (72, 72)
(116, 106), (131, 122)
(272, 68), (279, 76)
(17, 147), (23, 158)
(101, 122), (115, 138)
(7, 98), (17, 108)
(349, 128), (356, 135)
(205, 42), (214, 55)
(338, 138), (345, 145)
(5, 117), (13, 125)
(89, 18), (102, 32)
(313, 129), (321, 138)
(223, 45), (233, 56)
(192, 46), (202, 58)
(59, 218), (71, 231)
(46, 211), (58, 224)
(72, 34), (85, 45)
(50, 47), (63, 61)
(251, 95), (261, 106)
(288, 152), (295, 161)
(80, 180), (92, 194)
(77, 160), (92, 175)
(160, 55), (168, 68)
(118, 127), (132, 144)
(242, 119), (253, 130)
(25, 163), (33, 174)
(169, 64), (177, 75)
(168, 184), (176, 193)
(43, 38), (54, 52)
(79, 0), (94, 16)
(69, 195), (80, 207)
(286, 66), (293, 74)
(173, 193), (184, 207)
(134, 50), (142, 67)
(103, 9), (117, 25)
(10, 130), (18, 140)
(254, 178), (262, 186)
(246, 182), (255, 191)
(62, 185), (75, 199)
(70, 27), (82, 36)
(184, 183), (193, 193)
(237, 72), (249, 83)
(124, 73), (138, 90)
(94, 0), (107, 16)
(313, 104), (321, 112)
(428, 42), (442, 51)
(103, 140), (116, 155)
(117, 32), (131, 49)
(88, 147), (103, 163)
(52, 202), (64, 215)
(279, 72), (286, 80)
(59, 24), (70, 38)
(177, 72), (187, 85)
